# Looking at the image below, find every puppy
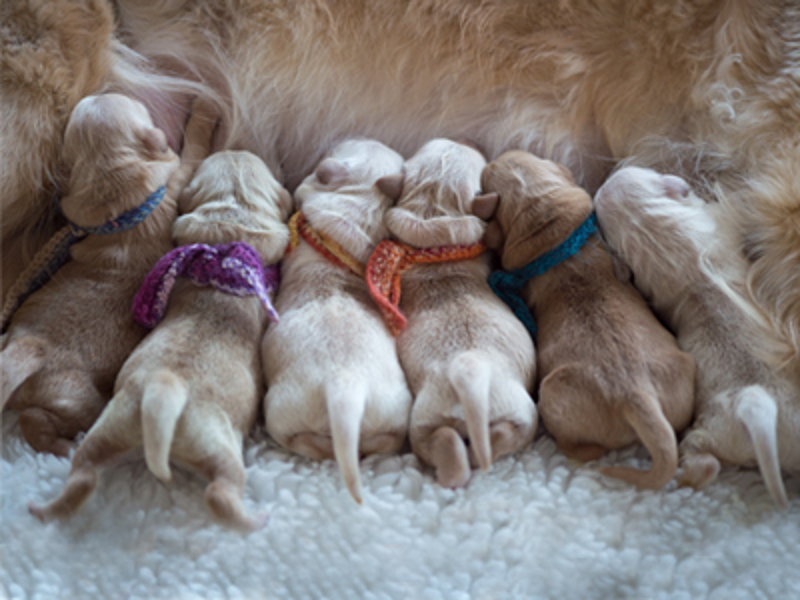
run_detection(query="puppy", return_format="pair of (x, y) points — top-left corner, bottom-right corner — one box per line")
(29, 150), (292, 530)
(0, 94), (215, 456)
(481, 151), (696, 490)
(594, 165), (800, 507)
(374, 139), (537, 489)
(262, 138), (412, 504)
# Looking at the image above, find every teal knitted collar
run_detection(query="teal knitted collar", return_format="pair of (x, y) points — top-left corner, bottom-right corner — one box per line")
(488, 212), (597, 339)
(0, 186), (167, 332)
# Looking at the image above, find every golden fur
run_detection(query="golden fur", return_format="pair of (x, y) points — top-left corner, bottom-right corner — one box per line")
(0, 93), (193, 456)
(29, 150), (290, 531)
(387, 140), (537, 488)
(481, 151), (696, 489)
(595, 166), (800, 507)
(262, 139), (412, 504)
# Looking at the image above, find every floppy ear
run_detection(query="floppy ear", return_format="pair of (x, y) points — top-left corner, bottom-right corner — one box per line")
(386, 207), (486, 248)
(140, 127), (169, 159)
(483, 219), (505, 251)
(662, 174), (690, 199)
(501, 187), (593, 270)
(376, 173), (405, 202)
(472, 192), (499, 220)
(316, 158), (350, 186)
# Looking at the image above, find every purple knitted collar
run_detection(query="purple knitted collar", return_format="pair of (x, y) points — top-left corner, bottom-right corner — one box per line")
(133, 242), (281, 328)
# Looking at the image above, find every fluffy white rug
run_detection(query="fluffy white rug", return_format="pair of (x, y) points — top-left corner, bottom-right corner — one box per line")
(1, 412), (799, 600)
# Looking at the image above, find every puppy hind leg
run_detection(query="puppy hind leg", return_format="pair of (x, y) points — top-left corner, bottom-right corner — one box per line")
(426, 426), (471, 489)
(28, 395), (138, 521)
(735, 386), (788, 509)
(17, 407), (76, 457)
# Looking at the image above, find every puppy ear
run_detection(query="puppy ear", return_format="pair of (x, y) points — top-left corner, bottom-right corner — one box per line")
(386, 207), (485, 248)
(376, 173), (405, 202)
(502, 187), (593, 270)
(472, 192), (499, 220)
(662, 174), (690, 199)
(316, 158), (349, 186)
(141, 127), (169, 159)
(483, 220), (505, 251)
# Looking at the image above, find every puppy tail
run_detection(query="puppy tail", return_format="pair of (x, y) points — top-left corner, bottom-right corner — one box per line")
(601, 391), (678, 490)
(449, 352), (492, 472)
(1, 336), (45, 411)
(735, 386), (788, 509)
(326, 375), (366, 504)
(141, 370), (189, 483)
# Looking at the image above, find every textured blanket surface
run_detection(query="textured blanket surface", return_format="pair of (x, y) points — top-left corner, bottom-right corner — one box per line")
(2, 413), (799, 600)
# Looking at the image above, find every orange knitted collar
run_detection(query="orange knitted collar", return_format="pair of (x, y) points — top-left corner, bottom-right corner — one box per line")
(366, 238), (487, 336)
(287, 211), (365, 277)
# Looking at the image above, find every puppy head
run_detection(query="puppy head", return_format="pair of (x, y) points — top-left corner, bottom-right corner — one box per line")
(59, 93), (180, 227)
(173, 150), (293, 264)
(481, 151), (593, 271)
(294, 138), (404, 263)
(594, 166), (715, 301)
(384, 139), (491, 248)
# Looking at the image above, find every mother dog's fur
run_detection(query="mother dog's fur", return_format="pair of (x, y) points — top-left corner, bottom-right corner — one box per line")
(5, 1), (800, 358)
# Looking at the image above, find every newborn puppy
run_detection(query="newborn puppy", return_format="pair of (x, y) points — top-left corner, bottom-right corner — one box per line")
(595, 166), (800, 507)
(0, 94), (215, 456)
(29, 150), (291, 531)
(376, 139), (537, 489)
(481, 151), (695, 490)
(263, 138), (412, 504)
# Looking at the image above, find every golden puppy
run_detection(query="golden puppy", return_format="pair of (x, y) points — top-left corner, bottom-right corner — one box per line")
(29, 150), (291, 531)
(262, 138), (412, 504)
(595, 165), (800, 507)
(375, 139), (537, 489)
(0, 94), (215, 456)
(481, 151), (696, 490)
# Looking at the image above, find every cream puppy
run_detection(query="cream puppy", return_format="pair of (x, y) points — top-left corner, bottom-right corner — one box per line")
(481, 151), (696, 490)
(376, 139), (537, 489)
(594, 165), (800, 507)
(262, 139), (411, 504)
(29, 150), (291, 531)
(0, 94), (215, 456)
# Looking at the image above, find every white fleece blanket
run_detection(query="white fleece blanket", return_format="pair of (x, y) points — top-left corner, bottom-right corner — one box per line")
(1, 411), (799, 600)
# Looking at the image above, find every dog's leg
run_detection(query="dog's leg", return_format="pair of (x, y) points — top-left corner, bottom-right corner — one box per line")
(483, 380), (538, 464)
(677, 428), (722, 490)
(181, 410), (267, 533)
(287, 433), (334, 461)
(17, 407), (77, 458)
(427, 426), (471, 489)
(1, 336), (45, 410)
(360, 431), (406, 456)
(28, 391), (139, 521)
(326, 375), (367, 504)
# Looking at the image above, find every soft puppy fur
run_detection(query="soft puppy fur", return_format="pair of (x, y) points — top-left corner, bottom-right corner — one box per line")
(385, 139), (537, 489)
(29, 150), (291, 530)
(481, 151), (696, 490)
(0, 93), (210, 457)
(594, 166), (800, 507)
(262, 138), (412, 504)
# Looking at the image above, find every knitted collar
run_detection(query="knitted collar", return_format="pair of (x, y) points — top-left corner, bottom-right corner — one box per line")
(132, 241), (281, 329)
(287, 211), (365, 277)
(488, 212), (597, 339)
(366, 238), (487, 336)
(0, 186), (167, 332)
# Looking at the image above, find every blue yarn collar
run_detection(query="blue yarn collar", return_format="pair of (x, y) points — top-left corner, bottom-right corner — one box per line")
(488, 212), (597, 339)
(0, 186), (166, 332)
